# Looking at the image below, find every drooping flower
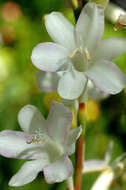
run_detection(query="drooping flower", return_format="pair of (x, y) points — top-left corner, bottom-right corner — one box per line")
(83, 142), (126, 190)
(0, 101), (81, 186)
(31, 2), (126, 100)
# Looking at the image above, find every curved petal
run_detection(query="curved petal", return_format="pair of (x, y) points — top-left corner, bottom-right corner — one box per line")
(85, 60), (126, 94)
(45, 12), (76, 51)
(43, 155), (73, 184)
(58, 68), (87, 99)
(36, 71), (60, 92)
(83, 160), (107, 173)
(18, 104), (46, 134)
(64, 143), (75, 156)
(66, 127), (82, 146)
(93, 37), (126, 61)
(75, 2), (104, 52)
(31, 42), (69, 72)
(64, 127), (82, 155)
(91, 169), (114, 190)
(0, 130), (43, 159)
(46, 101), (72, 144)
(87, 80), (109, 100)
(9, 159), (48, 186)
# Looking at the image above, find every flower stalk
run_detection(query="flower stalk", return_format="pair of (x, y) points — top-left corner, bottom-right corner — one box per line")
(74, 102), (86, 190)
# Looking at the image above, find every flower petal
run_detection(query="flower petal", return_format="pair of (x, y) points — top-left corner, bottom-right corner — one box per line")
(43, 155), (73, 184)
(93, 37), (126, 61)
(75, 2), (104, 52)
(31, 42), (69, 72)
(46, 101), (72, 144)
(0, 130), (43, 159)
(64, 127), (82, 155)
(83, 160), (107, 173)
(45, 12), (76, 51)
(87, 80), (109, 100)
(91, 169), (114, 190)
(18, 104), (46, 134)
(85, 60), (126, 94)
(58, 68), (87, 99)
(36, 71), (60, 92)
(64, 143), (75, 156)
(66, 127), (82, 146)
(9, 159), (48, 186)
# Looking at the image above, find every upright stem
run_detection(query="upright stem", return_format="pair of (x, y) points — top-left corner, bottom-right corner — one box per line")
(74, 102), (86, 190)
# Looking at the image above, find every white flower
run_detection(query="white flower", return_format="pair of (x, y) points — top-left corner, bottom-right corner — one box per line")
(31, 2), (126, 100)
(36, 71), (109, 100)
(0, 101), (81, 186)
(83, 142), (126, 190)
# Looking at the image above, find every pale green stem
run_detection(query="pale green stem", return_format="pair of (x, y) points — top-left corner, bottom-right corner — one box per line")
(66, 177), (74, 190)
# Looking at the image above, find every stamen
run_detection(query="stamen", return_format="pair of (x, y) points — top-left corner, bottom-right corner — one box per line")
(26, 136), (46, 144)
(69, 49), (78, 58)
(69, 47), (91, 61)
(26, 130), (47, 144)
(84, 49), (91, 61)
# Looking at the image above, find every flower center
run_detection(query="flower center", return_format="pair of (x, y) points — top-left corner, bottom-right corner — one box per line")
(26, 129), (64, 162)
(26, 129), (47, 144)
(69, 47), (91, 72)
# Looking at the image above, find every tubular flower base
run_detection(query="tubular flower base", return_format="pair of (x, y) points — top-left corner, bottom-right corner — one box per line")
(31, 2), (126, 100)
(0, 101), (82, 186)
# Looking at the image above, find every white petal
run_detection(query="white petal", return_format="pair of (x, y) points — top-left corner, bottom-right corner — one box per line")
(31, 42), (69, 72)
(64, 143), (75, 156)
(75, 2), (104, 52)
(46, 101), (72, 144)
(36, 71), (60, 92)
(43, 155), (73, 184)
(91, 169), (114, 190)
(9, 159), (48, 186)
(93, 37), (126, 61)
(45, 12), (76, 51)
(66, 127), (82, 146)
(18, 104), (46, 134)
(0, 130), (42, 159)
(85, 60), (126, 94)
(58, 68), (87, 99)
(83, 160), (107, 173)
(87, 80), (109, 100)
(64, 127), (82, 155)
(104, 141), (114, 164)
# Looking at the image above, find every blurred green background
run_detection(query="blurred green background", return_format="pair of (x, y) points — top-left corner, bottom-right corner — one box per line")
(0, 0), (126, 189)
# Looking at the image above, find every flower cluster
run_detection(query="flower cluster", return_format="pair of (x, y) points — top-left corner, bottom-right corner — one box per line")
(0, 1), (126, 188)
(0, 101), (81, 186)
(31, 2), (126, 100)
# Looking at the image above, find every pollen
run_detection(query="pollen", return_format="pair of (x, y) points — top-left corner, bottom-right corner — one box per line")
(26, 130), (47, 144)
(84, 49), (91, 61)
(26, 137), (46, 144)
(69, 49), (78, 58)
